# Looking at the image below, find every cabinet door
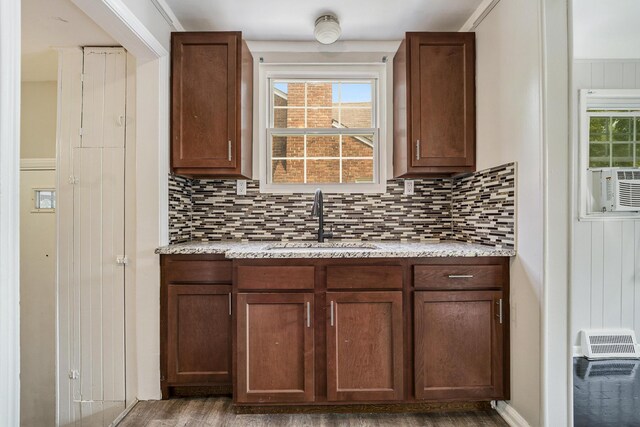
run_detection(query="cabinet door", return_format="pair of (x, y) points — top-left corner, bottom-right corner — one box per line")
(172, 32), (237, 170)
(236, 293), (315, 403)
(326, 292), (404, 401)
(167, 284), (231, 385)
(409, 33), (475, 169)
(414, 290), (504, 400)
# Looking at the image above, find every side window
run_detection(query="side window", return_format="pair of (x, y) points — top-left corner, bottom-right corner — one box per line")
(580, 90), (640, 218)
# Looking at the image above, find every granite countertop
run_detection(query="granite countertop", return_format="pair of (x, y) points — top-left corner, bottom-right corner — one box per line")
(155, 240), (516, 258)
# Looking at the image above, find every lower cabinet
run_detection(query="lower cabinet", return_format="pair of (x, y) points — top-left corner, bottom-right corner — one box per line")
(236, 293), (315, 403)
(326, 291), (404, 401)
(166, 284), (232, 385)
(414, 290), (505, 400)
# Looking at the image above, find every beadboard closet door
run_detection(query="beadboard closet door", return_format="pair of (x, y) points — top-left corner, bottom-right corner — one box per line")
(71, 48), (127, 426)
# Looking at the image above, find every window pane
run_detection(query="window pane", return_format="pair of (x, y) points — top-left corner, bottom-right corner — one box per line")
(611, 117), (632, 141)
(307, 82), (334, 107)
(343, 159), (374, 183)
(272, 159), (304, 183)
(273, 108), (306, 128)
(589, 117), (609, 142)
(271, 135), (305, 158)
(307, 135), (339, 157)
(636, 118), (640, 140)
(589, 143), (609, 167)
(636, 144), (640, 167)
(343, 135), (374, 157)
(306, 108), (333, 128)
(306, 159), (340, 183)
(283, 82), (305, 107)
(337, 108), (372, 128)
(35, 190), (55, 209)
(612, 143), (634, 166)
(340, 83), (372, 105)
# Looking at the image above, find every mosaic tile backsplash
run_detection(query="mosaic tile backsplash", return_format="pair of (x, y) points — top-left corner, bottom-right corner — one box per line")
(168, 162), (516, 249)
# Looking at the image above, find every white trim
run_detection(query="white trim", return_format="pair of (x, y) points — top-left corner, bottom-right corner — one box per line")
(247, 40), (400, 55)
(149, 0), (184, 32)
(71, 0), (169, 60)
(459, 0), (501, 32)
(257, 63), (389, 194)
(110, 399), (138, 427)
(20, 158), (56, 171)
(577, 89), (640, 221)
(495, 401), (532, 427)
(540, 0), (571, 426)
(0, 0), (21, 425)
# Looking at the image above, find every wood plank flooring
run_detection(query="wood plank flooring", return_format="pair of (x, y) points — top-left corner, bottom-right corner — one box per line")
(118, 397), (508, 426)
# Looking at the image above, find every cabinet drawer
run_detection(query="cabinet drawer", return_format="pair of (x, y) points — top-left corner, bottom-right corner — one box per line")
(326, 266), (403, 290)
(163, 259), (232, 283)
(237, 266), (315, 290)
(413, 265), (503, 289)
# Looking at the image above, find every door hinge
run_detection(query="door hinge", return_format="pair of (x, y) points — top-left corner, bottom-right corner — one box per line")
(68, 176), (79, 185)
(69, 369), (80, 380)
(79, 127), (83, 136)
(116, 255), (129, 266)
(80, 73), (85, 82)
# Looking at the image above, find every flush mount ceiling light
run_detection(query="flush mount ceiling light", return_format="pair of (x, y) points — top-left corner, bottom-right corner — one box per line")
(314, 14), (341, 44)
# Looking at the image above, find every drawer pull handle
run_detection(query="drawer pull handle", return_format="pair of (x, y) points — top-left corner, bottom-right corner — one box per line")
(448, 274), (474, 279)
(228, 293), (232, 316)
(228, 140), (232, 161)
(330, 301), (334, 327)
(497, 299), (503, 324)
(415, 139), (420, 160)
(306, 301), (311, 328)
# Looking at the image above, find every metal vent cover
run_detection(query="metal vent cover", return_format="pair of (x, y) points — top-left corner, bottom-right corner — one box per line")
(581, 329), (640, 360)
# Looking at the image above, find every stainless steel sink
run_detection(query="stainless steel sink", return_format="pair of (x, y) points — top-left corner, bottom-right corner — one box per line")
(265, 242), (379, 251)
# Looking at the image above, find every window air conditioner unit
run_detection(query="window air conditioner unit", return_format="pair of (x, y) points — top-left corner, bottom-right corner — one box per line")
(593, 168), (640, 212)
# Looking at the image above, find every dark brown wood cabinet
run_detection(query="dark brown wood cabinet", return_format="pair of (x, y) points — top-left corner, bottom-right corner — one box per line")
(161, 255), (233, 398)
(326, 291), (404, 402)
(394, 32), (476, 177)
(161, 255), (509, 406)
(171, 32), (253, 178)
(414, 290), (505, 400)
(167, 284), (232, 385)
(236, 293), (315, 403)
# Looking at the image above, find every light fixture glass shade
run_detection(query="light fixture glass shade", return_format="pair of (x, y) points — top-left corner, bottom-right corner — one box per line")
(314, 15), (341, 44)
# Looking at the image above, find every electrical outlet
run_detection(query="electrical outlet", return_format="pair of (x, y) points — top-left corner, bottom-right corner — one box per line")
(404, 179), (414, 195)
(236, 180), (247, 195)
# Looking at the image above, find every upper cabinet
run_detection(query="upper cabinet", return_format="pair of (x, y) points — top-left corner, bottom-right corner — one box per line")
(393, 32), (476, 177)
(171, 32), (253, 178)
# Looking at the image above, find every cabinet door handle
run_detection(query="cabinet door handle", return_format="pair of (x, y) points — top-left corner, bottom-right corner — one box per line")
(330, 301), (334, 327)
(415, 139), (420, 160)
(228, 140), (232, 161)
(228, 293), (232, 316)
(448, 274), (474, 279)
(306, 301), (311, 328)
(497, 298), (503, 324)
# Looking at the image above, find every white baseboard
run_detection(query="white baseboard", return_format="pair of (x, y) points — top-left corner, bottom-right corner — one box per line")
(111, 399), (138, 426)
(495, 401), (531, 427)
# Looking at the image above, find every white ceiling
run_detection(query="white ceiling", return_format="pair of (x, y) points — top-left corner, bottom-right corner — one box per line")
(164, 0), (483, 40)
(22, 0), (117, 81)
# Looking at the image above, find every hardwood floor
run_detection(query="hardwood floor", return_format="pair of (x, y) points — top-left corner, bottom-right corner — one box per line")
(118, 397), (508, 426)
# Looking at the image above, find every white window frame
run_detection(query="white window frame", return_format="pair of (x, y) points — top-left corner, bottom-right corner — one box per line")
(578, 89), (640, 220)
(258, 64), (388, 193)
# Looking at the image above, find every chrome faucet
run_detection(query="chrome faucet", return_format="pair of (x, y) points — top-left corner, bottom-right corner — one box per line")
(310, 189), (333, 243)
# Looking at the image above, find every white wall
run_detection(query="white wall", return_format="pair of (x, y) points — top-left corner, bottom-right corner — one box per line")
(571, 59), (640, 346)
(573, 0), (640, 59)
(21, 82), (57, 158)
(475, 1), (544, 425)
(20, 168), (56, 427)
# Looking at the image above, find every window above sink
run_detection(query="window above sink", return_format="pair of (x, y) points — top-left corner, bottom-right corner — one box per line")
(257, 63), (390, 194)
